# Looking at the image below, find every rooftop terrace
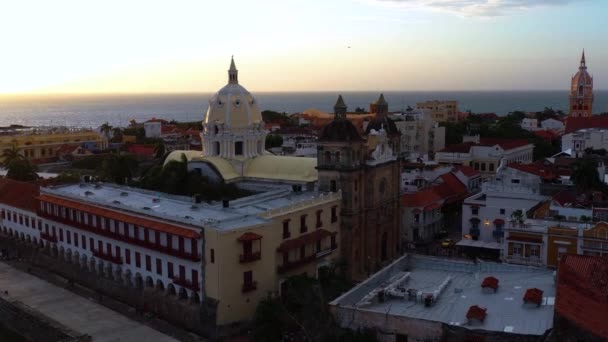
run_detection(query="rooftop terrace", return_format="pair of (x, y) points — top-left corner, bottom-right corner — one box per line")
(43, 183), (340, 231)
(331, 255), (555, 337)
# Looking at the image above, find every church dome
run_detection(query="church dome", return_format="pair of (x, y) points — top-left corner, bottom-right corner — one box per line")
(571, 51), (593, 92)
(203, 57), (263, 130)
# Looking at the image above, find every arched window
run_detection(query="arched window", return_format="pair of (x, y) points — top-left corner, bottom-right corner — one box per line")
(214, 125), (219, 134)
(213, 142), (220, 156)
(579, 85), (584, 96)
(381, 232), (388, 261)
(336, 151), (341, 164)
(325, 151), (331, 164)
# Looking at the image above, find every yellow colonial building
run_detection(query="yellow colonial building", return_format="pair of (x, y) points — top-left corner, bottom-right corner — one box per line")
(416, 100), (460, 122)
(504, 220), (608, 268)
(0, 127), (104, 163)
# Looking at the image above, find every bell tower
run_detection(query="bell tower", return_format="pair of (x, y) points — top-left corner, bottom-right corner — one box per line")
(569, 50), (594, 118)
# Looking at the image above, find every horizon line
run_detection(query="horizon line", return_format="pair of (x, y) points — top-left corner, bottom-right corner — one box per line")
(3, 89), (607, 96)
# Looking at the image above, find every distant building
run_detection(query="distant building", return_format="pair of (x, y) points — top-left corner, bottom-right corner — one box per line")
(0, 127), (104, 164)
(521, 118), (539, 131)
(562, 127), (608, 157)
(540, 118), (565, 133)
(330, 254), (556, 342)
(436, 138), (534, 180)
(416, 100), (460, 122)
(569, 50), (594, 118)
(390, 108), (446, 160)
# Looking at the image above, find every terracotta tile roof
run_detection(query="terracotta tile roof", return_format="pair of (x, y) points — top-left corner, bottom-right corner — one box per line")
(507, 162), (558, 180)
(127, 144), (155, 157)
(565, 116), (608, 134)
(0, 178), (40, 213)
(533, 130), (560, 142)
(276, 229), (333, 253)
(402, 188), (442, 208)
(556, 255), (608, 339)
(478, 138), (531, 150)
(466, 305), (487, 321)
(454, 165), (479, 177)
(481, 276), (499, 290)
(37, 194), (200, 238)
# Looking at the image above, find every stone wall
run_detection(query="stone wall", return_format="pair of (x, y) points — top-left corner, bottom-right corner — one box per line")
(0, 235), (245, 340)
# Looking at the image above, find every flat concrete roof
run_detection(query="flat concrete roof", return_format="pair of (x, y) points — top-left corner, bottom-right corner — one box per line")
(331, 255), (555, 336)
(44, 183), (337, 231)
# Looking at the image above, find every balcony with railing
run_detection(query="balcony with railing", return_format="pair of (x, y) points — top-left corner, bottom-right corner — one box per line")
(40, 232), (58, 243)
(36, 211), (201, 262)
(505, 255), (543, 267)
(278, 254), (316, 274)
(172, 276), (200, 292)
(92, 249), (123, 265)
(239, 251), (261, 263)
(242, 281), (257, 293)
(581, 241), (608, 252)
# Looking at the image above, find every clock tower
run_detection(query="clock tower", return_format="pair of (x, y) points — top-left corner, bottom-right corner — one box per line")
(568, 50), (593, 118)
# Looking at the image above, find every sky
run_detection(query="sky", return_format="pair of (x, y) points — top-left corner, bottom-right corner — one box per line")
(0, 0), (606, 93)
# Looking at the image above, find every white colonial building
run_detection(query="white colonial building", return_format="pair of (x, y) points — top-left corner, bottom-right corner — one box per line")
(458, 161), (549, 253)
(562, 127), (608, 158)
(436, 138), (534, 180)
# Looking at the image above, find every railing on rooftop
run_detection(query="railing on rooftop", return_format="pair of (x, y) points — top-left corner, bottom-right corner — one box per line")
(260, 191), (342, 218)
(505, 255), (543, 267)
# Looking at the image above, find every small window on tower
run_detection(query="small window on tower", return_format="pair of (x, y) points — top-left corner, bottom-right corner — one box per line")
(235, 141), (243, 155)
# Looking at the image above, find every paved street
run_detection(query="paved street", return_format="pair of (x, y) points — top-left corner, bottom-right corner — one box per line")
(0, 262), (178, 342)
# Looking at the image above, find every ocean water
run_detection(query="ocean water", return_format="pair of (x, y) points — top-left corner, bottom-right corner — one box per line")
(0, 91), (607, 128)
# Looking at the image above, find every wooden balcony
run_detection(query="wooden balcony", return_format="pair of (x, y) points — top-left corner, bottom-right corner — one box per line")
(239, 251), (261, 263)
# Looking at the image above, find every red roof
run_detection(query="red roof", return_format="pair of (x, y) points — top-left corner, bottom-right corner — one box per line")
(237, 232), (263, 241)
(402, 188), (442, 208)
(556, 255), (608, 339)
(276, 229), (333, 253)
(523, 288), (544, 305)
(507, 162), (558, 180)
(533, 130), (560, 142)
(0, 178), (40, 213)
(466, 305), (487, 321)
(565, 116), (608, 134)
(478, 138), (531, 150)
(481, 276), (499, 290)
(37, 194), (199, 239)
(127, 144), (155, 157)
(454, 165), (479, 178)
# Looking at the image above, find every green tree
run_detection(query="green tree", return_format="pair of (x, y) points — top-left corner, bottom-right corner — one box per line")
(265, 134), (283, 149)
(154, 141), (166, 159)
(6, 158), (38, 181)
(100, 122), (113, 140)
(111, 127), (123, 143)
(101, 152), (138, 185)
(571, 159), (605, 192)
(1, 146), (23, 166)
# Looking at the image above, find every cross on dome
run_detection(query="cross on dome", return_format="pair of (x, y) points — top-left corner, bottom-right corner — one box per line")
(580, 49), (586, 69)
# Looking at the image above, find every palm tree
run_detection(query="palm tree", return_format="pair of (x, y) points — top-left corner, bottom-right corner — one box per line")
(1, 146), (23, 167)
(100, 122), (113, 139)
(6, 158), (38, 181)
(111, 127), (123, 143)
